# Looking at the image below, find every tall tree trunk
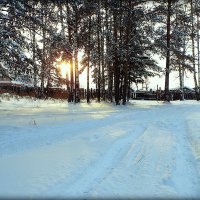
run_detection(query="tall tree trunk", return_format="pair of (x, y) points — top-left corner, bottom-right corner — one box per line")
(40, 1), (47, 98)
(105, 0), (113, 102)
(33, 31), (37, 88)
(118, 0), (123, 102)
(32, 3), (37, 89)
(101, 27), (105, 101)
(74, 12), (79, 103)
(113, 10), (120, 105)
(122, 0), (131, 105)
(191, 0), (199, 100)
(87, 16), (91, 103)
(175, 3), (184, 101)
(97, 0), (101, 102)
(164, 0), (171, 102)
(67, 1), (74, 102)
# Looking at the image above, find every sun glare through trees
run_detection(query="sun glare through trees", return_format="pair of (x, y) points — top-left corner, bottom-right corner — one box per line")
(57, 62), (70, 79)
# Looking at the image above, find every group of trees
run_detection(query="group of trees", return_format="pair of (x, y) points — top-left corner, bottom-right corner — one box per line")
(0, 0), (200, 104)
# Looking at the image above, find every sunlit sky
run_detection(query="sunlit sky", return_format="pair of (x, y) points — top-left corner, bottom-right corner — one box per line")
(148, 57), (195, 90)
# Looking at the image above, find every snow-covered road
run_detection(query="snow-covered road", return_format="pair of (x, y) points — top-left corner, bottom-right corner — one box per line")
(0, 96), (200, 199)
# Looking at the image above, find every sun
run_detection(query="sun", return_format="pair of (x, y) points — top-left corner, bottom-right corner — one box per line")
(60, 62), (69, 78)
(58, 62), (70, 78)
(55, 51), (83, 80)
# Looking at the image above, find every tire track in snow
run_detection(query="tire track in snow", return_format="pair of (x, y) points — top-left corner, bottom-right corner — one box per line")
(123, 123), (177, 197)
(88, 121), (184, 198)
(143, 120), (200, 197)
(146, 118), (200, 198)
(167, 120), (200, 198)
(55, 126), (147, 197)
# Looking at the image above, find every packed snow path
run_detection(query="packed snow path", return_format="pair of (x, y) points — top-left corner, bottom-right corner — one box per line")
(0, 97), (200, 199)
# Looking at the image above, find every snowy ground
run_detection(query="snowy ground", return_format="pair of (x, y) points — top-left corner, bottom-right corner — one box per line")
(0, 94), (200, 199)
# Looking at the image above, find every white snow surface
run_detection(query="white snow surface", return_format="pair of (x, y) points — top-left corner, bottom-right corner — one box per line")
(0, 95), (200, 199)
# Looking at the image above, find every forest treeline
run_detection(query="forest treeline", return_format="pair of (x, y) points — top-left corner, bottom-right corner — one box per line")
(0, 0), (200, 104)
